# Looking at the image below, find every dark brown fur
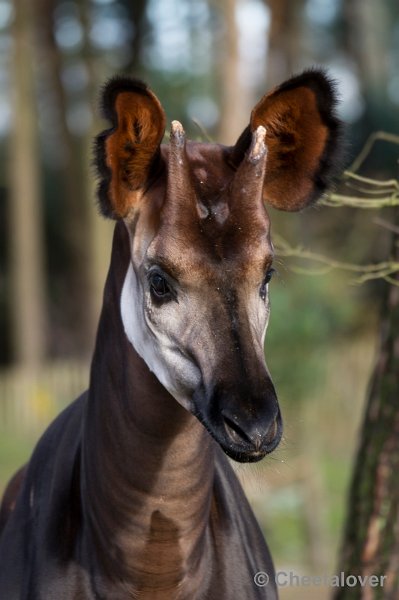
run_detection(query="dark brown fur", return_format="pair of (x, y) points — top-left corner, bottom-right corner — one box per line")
(0, 467), (27, 536)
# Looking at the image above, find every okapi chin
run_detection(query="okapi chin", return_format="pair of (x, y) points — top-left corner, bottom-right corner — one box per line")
(0, 69), (342, 599)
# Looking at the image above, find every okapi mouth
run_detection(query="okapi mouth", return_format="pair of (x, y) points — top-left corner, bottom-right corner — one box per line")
(192, 391), (283, 463)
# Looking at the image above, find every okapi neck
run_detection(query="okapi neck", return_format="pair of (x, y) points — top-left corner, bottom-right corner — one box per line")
(81, 222), (215, 594)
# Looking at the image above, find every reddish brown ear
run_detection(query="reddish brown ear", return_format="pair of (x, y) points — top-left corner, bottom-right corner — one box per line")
(95, 77), (166, 218)
(231, 70), (342, 212)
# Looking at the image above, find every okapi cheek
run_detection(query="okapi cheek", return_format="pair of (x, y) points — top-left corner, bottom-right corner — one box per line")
(120, 264), (201, 410)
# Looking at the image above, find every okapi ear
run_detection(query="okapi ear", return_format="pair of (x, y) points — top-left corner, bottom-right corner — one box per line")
(95, 77), (166, 219)
(232, 70), (342, 212)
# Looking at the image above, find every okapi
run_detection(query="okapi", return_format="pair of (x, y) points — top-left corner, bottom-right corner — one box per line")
(0, 70), (341, 599)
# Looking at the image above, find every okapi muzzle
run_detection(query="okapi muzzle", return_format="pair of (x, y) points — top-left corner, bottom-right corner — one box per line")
(96, 71), (341, 463)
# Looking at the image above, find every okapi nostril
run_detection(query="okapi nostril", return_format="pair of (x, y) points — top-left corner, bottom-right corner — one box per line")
(222, 411), (281, 450)
(264, 418), (278, 445)
(222, 415), (249, 445)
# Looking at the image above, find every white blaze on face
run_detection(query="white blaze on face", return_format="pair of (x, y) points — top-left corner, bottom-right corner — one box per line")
(245, 282), (271, 352)
(120, 263), (201, 410)
(261, 285), (271, 348)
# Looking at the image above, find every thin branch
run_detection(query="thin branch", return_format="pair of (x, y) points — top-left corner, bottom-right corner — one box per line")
(320, 194), (399, 209)
(374, 218), (399, 235)
(273, 234), (399, 285)
(288, 265), (334, 276)
(343, 170), (399, 188)
(355, 267), (399, 284)
(191, 119), (213, 142)
(382, 275), (399, 287)
(347, 131), (399, 174)
(320, 131), (399, 210)
(344, 182), (397, 196)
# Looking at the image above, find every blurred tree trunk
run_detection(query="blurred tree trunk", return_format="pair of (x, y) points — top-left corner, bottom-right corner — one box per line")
(342, 0), (390, 131)
(122, 0), (149, 76)
(217, 0), (252, 145)
(80, 0), (114, 336)
(33, 0), (95, 356)
(265, 0), (304, 88)
(334, 212), (399, 599)
(8, 0), (47, 366)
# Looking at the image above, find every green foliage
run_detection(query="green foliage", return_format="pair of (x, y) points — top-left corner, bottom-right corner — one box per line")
(266, 270), (362, 405)
(254, 453), (354, 570)
(0, 431), (33, 495)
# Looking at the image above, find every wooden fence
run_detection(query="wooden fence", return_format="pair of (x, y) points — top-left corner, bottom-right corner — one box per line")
(0, 360), (89, 435)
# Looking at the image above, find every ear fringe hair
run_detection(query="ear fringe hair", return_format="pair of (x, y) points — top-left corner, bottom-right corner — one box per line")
(92, 77), (155, 219)
(276, 68), (345, 206)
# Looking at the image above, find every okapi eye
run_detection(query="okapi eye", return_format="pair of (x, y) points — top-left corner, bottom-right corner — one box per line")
(149, 273), (171, 300)
(260, 268), (275, 300)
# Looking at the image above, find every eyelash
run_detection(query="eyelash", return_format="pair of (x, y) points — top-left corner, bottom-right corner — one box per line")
(260, 268), (275, 300)
(149, 273), (170, 297)
(147, 268), (179, 304)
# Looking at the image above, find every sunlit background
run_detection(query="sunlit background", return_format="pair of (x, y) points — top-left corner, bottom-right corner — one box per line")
(0, 1), (398, 598)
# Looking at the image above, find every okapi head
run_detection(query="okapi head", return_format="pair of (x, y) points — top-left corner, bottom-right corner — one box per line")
(95, 70), (341, 463)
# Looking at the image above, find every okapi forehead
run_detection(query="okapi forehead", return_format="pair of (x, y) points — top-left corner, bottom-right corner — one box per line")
(145, 141), (273, 280)
(176, 142), (234, 198)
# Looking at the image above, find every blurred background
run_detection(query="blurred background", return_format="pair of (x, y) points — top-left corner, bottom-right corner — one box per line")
(0, 0), (399, 598)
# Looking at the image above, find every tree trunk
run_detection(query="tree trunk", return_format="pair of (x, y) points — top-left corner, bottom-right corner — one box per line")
(342, 0), (391, 132)
(8, 0), (47, 366)
(33, 0), (95, 356)
(121, 0), (149, 77)
(265, 0), (304, 89)
(80, 0), (114, 340)
(334, 212), (399, 599)
(217, 0), (252, 144)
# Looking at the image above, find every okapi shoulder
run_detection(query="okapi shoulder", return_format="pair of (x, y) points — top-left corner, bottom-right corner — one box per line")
(0, 395), (86, 592)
